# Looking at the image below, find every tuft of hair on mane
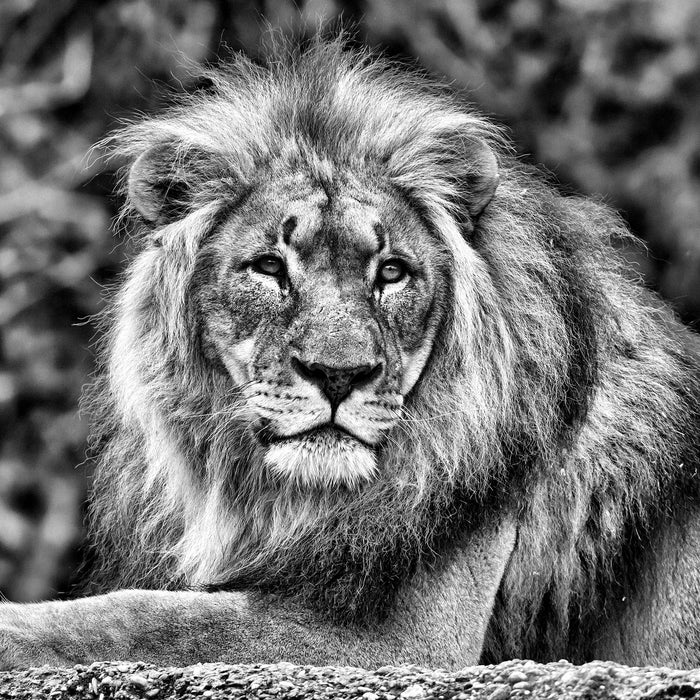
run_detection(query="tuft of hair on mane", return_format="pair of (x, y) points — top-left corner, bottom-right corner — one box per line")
(83, 34), (700, 663)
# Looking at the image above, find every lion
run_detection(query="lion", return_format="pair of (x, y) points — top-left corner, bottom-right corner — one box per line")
(0, 37), (699, 671)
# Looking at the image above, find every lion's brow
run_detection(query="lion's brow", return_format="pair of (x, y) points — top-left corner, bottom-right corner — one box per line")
(282, 215), (297, 245)
(374, 222), (386, 253)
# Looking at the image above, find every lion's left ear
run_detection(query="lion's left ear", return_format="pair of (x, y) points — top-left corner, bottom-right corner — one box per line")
(452, 137), (500, 220)
(392, 133), (500, 226)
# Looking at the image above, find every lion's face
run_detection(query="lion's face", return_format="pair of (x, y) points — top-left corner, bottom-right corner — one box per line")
(194, 169), (448, 488)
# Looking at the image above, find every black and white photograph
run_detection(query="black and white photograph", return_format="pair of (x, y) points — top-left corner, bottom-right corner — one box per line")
(0, 1), (699, 696)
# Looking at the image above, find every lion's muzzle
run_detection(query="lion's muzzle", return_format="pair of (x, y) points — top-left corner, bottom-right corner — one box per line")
(290, 356), (383, 413)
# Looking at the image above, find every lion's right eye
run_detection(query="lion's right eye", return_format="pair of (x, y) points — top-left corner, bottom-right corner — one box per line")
(252, 256), (285, 278)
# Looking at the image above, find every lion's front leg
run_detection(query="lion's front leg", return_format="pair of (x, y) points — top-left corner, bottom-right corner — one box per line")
(0, 517), (517, 670)
(0, 601), (86, 669)
(0, 591), (246, 669)
(0, 622), (69, 669)
(0, 599), (111, 669)
(0, 589), (362, 670)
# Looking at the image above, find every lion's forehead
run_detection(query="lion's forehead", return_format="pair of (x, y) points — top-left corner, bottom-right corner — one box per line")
(244, 174), (394, 262)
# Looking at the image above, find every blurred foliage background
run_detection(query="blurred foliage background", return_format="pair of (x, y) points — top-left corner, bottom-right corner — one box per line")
(0, 0), (699, 602)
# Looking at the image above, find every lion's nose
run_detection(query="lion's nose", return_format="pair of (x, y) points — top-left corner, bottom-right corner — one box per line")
(291, 358), (382, 409)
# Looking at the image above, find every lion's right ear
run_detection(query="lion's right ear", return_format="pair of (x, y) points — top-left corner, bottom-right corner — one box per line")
(127, 142), (225, 226)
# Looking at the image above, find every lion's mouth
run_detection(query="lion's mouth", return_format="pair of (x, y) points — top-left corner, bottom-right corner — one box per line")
(261, 423), (375, 449)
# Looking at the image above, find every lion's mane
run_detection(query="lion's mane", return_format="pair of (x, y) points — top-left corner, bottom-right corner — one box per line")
(85, 38), (700, 663)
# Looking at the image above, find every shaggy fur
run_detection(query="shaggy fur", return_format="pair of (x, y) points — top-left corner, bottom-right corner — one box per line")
(85, 37), (700, 663)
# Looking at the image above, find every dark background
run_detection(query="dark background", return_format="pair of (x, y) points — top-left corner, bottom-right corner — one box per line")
(0, 0), (698, 602)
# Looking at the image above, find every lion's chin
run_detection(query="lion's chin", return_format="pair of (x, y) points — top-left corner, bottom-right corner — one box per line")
(263, 428), (377, 489)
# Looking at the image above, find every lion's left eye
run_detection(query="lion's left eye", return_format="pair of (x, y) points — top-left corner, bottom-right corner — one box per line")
(377, 260), (407, 284)
(253, 256), (285, 277)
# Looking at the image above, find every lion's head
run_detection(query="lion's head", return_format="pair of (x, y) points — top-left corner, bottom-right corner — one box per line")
(117, 46), (500, 493)
(191, 170), (450, 489)
(87, 37), (699, 661)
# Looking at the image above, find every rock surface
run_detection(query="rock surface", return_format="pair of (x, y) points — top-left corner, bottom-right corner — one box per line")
(1, 660), (700, 699)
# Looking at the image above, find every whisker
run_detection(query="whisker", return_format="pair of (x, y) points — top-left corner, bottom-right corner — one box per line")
(395, 409), (471, 423)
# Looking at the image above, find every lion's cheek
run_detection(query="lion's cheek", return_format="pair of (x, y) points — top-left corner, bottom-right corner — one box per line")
(225, 280), (281, 340)
(200, 309), (260, 386)
(379, 285), (439, 395)
(198, 276), (287, 383)
(218, 338), (256, 386)
(400, 338), (437, 395)
(381, 278), (435, 344)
